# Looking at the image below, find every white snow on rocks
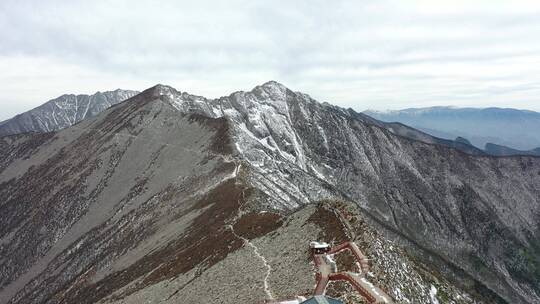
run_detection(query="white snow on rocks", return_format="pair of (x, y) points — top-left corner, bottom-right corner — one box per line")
(430, 285), (440, 304)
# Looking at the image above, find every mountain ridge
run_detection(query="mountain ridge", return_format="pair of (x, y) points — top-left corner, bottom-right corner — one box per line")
(0, 89), (139, 136)
(1, 82), (539, 303)
(364, 106), (540, 151)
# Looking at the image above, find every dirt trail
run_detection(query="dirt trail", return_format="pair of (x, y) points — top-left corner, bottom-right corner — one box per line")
(227, 224), (275, 300)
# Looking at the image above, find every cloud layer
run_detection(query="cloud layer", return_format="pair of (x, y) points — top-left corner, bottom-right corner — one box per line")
(1, 0), (540, 120)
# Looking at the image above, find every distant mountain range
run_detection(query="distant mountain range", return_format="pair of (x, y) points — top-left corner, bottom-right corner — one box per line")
(351, 112), (487, 156)
(0, 89), (138, 136)
(364, 107), (540, 156)
(485, 143), (540, 157)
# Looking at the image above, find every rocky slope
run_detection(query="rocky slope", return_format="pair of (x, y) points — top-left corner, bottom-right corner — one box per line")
(1, 82), (539, 304)
(0, 89), (138, 136)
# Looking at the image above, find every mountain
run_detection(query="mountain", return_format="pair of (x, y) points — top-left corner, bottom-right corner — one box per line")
(1, 82), (539, 304)
(364, 106), (540, 151)
(0, 89), (139, 136)
(485, 143), (540, 157)
(361, 113), (538, 158)
(351, 112), (486, 156)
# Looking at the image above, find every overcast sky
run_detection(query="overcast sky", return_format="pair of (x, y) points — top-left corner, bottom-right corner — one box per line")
(1, 0), (540, 120)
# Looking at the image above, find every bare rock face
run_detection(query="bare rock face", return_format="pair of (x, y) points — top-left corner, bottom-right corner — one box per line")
(0, 89), (139, 136)
(1, 82), (539, 304)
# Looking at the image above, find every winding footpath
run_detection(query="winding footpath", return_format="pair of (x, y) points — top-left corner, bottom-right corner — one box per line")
(227, 224), (275, 301)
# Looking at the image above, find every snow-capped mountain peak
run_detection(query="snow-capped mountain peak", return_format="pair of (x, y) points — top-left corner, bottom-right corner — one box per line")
(0, 89), (139, 136)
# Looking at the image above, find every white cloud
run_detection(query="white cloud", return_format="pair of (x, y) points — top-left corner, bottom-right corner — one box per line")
(1, 0), (540, 120)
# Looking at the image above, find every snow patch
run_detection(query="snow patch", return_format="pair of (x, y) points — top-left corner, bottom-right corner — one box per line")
(429, 285), (439, 304)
